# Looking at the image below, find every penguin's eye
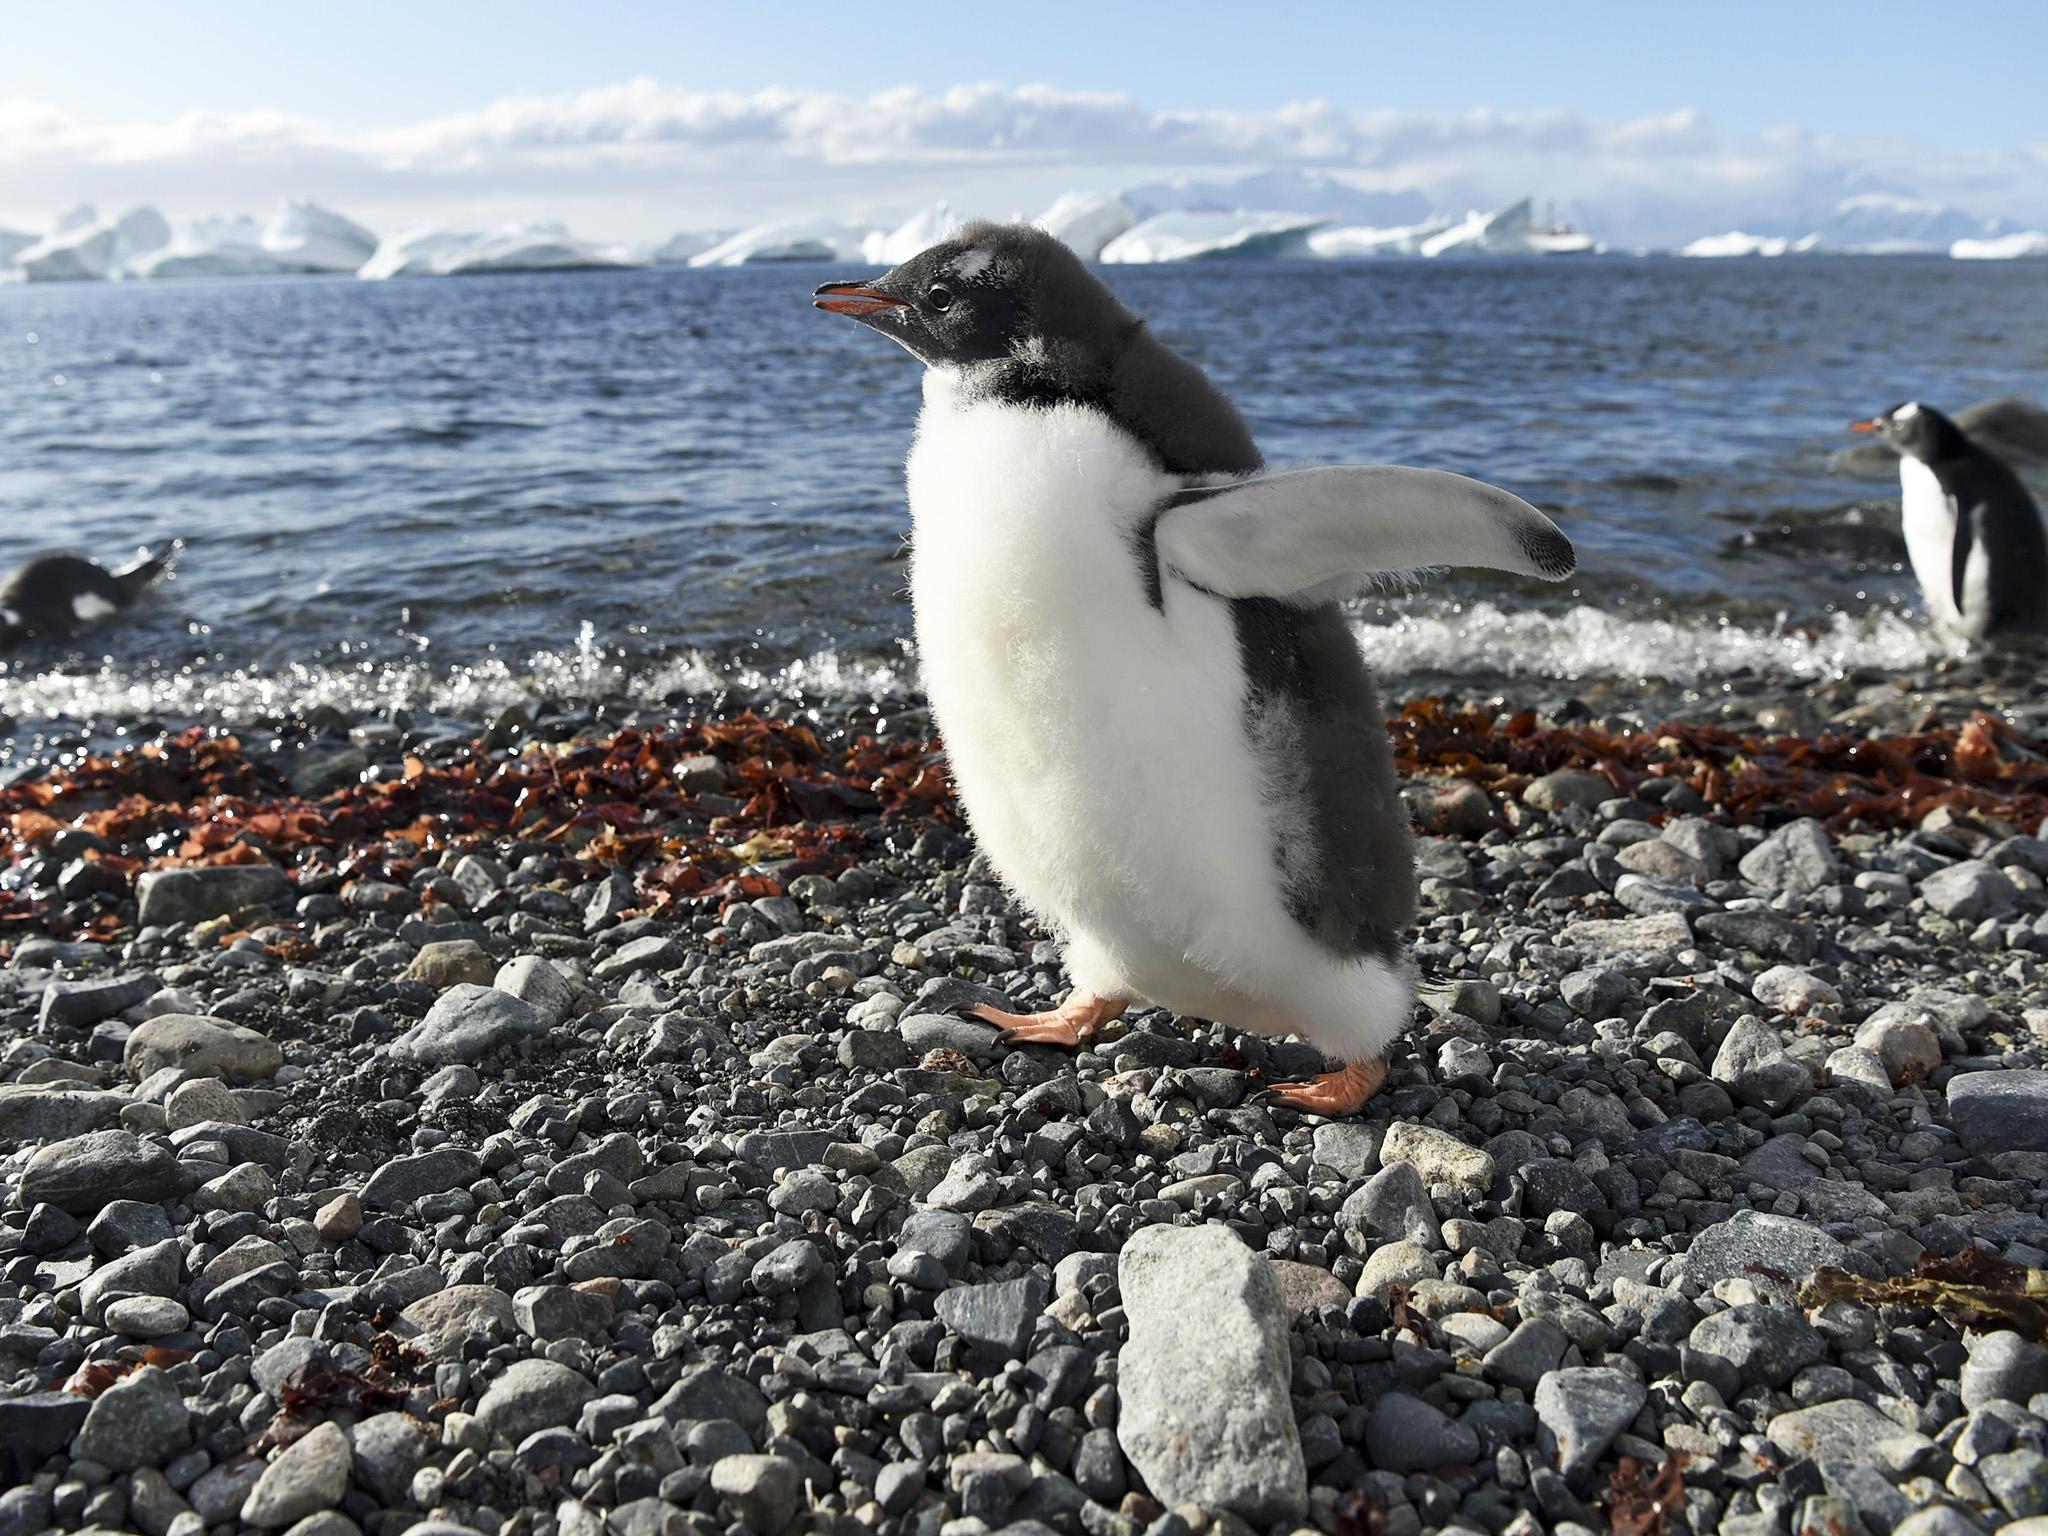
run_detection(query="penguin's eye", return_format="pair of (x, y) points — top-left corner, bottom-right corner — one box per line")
(926, 285), (953, 312)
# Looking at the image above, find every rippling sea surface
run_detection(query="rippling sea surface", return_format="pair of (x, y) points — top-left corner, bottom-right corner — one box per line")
(4, 257), (2046, 739)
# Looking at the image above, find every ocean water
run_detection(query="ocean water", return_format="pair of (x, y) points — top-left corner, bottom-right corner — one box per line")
(3, 256), (2046, 735)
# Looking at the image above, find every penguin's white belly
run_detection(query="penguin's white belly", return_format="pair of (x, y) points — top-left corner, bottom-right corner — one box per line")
(903, 386), (1406, 1052)
(1900, 459), (1968, 632)
(905, 392), (1269, 1011)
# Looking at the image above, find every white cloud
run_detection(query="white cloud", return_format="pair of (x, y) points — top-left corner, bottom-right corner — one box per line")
(2, 79), (2044, 246)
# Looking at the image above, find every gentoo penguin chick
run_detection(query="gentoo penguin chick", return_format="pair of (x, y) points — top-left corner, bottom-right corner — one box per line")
(1852, 402), (2048, 640)
(0, 543), (179, 650)
(815, 225), (1574, 1114)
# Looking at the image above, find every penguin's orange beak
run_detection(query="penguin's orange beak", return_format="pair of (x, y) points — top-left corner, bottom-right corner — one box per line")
(1849, 418), (1881, 433)
(813, 282), (907, 317)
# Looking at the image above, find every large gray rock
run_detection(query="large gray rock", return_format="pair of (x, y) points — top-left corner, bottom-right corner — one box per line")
(1767, 1400), (1932, 1464)
(348, 1413), (430, 1504)
(38, 972), (160, 1030)
(1362, 1392), (1479, 1473)
(1687, 1304), (1825, 1387)
(1961, 1331), (2048, 1409)
(653, 1367), (769, 1441)
(136, 865), (290, 927)
(0, 1083), (128, 1141)
(1738, 819), (1839, 895)
(1534, 1367), (1646, 1486)
(475, 1359), (594, 1442)
(1117, 1223), (1306, 1522)
(1380, 1123), (1494, 1196)
(933, 1274), (1047, 1370)
(710, 1453), (802, 1531)
(1948, 1071), (2048, 1155)
(19, 1130), (190, 1214)
(1920, 860), (2016, 922)
(1338, 1162), (1441, 1249)
(124, 1014), (283, 1083)
(1682, 1211), (1848, 1300)
(76, 1366), (191, 1472)
(1711, 1016), (1811, 1111)
(362, 1146), (483, 1209)
(386, 984), (554, 1065)
(241, 1420), (351, 1528)
(493, 955), (582, 1023)
(78, 1237), (182, 1324)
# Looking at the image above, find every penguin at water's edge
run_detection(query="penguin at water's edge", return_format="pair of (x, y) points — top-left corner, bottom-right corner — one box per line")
(1853, 402), (2048, 641)
(814, 223), (1573, 1115)
(0, 543), (180, 650)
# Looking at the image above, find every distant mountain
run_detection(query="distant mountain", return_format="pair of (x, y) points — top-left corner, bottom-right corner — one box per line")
(1802, 194), (2015, 254)
(1120, 169), (1431, 227)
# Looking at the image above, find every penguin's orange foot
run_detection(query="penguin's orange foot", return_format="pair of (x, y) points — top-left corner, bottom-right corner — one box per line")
(1265, 1059), (1387, 1116)
(973, 993), (1128, 1049)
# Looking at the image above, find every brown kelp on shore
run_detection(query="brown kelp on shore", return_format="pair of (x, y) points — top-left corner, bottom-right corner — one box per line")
(3, 700), (2043, 947)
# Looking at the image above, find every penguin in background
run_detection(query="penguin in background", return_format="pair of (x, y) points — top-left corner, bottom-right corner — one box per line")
(815, 223), (1574, 1114)
(1852, 402), (2048, 641)
(0, 542), (180, 651)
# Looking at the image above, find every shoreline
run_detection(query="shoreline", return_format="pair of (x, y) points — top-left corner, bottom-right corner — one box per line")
(1, 686), (2045, 1536)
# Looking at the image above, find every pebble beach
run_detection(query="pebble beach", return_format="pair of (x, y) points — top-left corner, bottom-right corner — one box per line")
(2, 647), (2047, 1536)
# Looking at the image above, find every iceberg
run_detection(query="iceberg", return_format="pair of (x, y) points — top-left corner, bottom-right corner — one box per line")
(863, 202), (967, 264)
(1098, 211), (1327, 263)
(689, 219), (863, 267)
(1418, 198), (1536, 258)
(259, 201), (377, 272)
(0, 227), (35, 267)
(436, 223), (637, 276)
(15, 205), (171, 281)
(651, 230), (721, 265)
(1952, 231), (2048, 260)
(1034, 192), (1137, 260)
(357, 222), (638, 279)
(1678, 231), (1824, 258)
(1308, 217), (1455, 259)
(121, 201), (378, 279)
(358, 227), (483, 279)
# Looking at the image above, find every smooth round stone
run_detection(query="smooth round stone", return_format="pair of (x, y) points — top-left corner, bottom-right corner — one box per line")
(103, 1295), (192, 1337)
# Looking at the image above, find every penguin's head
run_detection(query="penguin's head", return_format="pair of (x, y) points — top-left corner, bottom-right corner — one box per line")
(814, 222), (1135, 378)
(1851, 401), (1968, 462)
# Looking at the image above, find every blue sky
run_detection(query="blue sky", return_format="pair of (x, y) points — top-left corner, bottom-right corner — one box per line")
(3, 2), (2045, 245)
(6, 0), (2044, 147)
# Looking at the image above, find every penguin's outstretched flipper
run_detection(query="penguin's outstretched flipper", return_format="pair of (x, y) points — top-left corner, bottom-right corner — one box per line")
(1156, 465), (1575, 605)
(113, 540), (182, 604)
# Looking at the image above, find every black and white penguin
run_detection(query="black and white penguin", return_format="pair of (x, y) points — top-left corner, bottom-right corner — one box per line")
(1852, 402), (2048, 640)
(0, 543), (179, 650)
(815, 224), (1573, 1114)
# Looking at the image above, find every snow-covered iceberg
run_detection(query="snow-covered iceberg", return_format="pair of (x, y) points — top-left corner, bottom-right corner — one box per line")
(1952, 231), (2048, 260)
(259, 201), (377, 272)
(437, 223), (637, 276)
(863, 202), (968, 264)
(1034, 192), (1136, 260)
(651, 230), (720, 265)
(1099, 211), (1326, 263)
(1679, 231), (1824, 258)
(124, 203), (378, 279)
(0, 227), (34, 268)
(358, 228), (482, 279)
(15, 205), (171, 281)
(357, 222), (638, 279)
(1308, 217), (1454, 259)
(689, 219), (863, 267)
(1418, 199), (1537, 258)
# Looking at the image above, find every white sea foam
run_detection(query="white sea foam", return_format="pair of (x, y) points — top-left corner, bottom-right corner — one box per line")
(1357, 601), (1947, 684)
(0, 606), (1947, 734)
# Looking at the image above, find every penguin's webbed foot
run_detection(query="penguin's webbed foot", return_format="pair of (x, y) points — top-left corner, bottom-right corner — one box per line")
(974, 992), (1128, 1049)
(1265, 1058), (1387, 1117)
